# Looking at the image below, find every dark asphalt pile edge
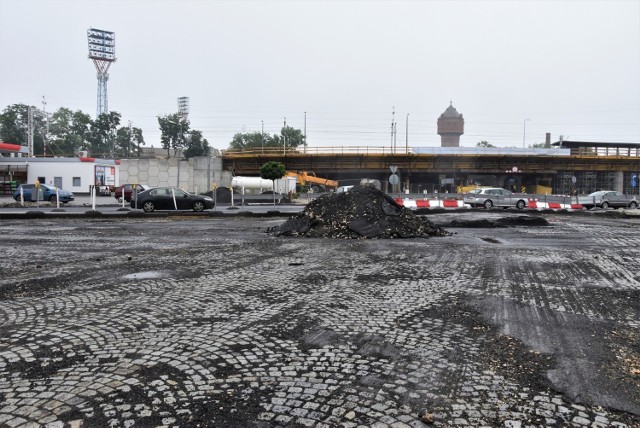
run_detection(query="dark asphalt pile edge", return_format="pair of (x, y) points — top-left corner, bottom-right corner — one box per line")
(439, 216), (551, 228)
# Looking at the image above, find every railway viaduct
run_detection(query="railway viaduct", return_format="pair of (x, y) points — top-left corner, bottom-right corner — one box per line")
(222, 141), (640, 195)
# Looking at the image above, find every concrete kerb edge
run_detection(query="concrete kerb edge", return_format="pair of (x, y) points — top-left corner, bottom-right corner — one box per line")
(0, 210), (296, 220)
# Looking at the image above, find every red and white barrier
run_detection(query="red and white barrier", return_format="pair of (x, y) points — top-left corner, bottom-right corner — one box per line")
(394, 197), (585, 211)
(395, 198), (467, 209)
(527, 199), (584, 210)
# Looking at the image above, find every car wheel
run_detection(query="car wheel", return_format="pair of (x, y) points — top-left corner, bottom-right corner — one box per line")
(516, 200), (526, 209)
(117, 196), (123, 203)
(193, 201), (205, 212)
(629, 201), (638, 209)
(142, 201), (155, 212)
(601, 201), (609, 209)
(49, 195), (57, 203)
(484, 200), (493, 209)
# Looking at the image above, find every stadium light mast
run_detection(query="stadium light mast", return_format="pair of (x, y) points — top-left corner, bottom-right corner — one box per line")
(177, 97), (190, 120)
(176, 96), (189, 151)
(87, 28), (116, 117)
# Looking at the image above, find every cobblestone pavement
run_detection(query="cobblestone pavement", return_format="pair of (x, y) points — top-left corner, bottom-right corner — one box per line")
(0, 214), (639, 427)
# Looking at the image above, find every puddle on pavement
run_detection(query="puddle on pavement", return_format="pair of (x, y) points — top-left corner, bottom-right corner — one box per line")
(480, 237), (501, 244)
(123, 271), (169, 280)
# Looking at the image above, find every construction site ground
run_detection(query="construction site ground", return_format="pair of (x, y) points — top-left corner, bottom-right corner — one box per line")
(0, 211), (639, 427)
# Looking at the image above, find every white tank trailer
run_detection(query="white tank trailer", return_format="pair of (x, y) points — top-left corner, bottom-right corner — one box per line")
(231, 176), (297, 195)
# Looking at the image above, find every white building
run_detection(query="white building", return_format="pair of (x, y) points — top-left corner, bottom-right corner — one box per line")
(0, 156), (119, 195)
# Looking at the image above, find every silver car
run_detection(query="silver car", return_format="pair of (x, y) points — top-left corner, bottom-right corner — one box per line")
(464, 187), (528, 209)
(578, 191), (639, 209)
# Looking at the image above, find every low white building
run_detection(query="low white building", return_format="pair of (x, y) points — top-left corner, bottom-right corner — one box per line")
(0, 156), (120, 195)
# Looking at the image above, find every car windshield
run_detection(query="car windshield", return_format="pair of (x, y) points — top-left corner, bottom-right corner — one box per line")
(588, 191), (606, 196)
(467, 189), (482, 194)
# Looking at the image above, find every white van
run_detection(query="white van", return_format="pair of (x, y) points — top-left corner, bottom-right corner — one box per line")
(337, 185), (354, 193)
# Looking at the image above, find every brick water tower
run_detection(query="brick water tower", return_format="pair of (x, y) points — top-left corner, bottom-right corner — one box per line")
(437, 102), (464, 147)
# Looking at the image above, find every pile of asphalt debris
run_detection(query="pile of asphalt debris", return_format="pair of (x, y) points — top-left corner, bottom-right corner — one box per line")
(268, 185), (448, 239)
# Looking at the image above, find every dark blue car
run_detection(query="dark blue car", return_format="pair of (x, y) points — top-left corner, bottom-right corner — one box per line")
(13, 184), (75, 204)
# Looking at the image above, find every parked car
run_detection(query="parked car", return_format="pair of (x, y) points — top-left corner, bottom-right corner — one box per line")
(13, 183), (75, 204)
(464, 187), (528, 209)
(115, 183), (149, 202)
(130, 187), (214, 212)
(578, 191), (638, 209)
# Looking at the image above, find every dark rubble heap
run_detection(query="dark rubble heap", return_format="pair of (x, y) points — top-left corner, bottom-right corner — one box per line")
(268, 185), (448, 238)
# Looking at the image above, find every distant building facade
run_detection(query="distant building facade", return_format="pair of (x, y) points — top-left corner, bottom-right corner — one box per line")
(437, 102), (464, 147)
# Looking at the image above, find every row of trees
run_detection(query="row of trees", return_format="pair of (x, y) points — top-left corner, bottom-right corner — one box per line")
(229, 126), (306, 151)
(0, 104), (144, 157)
(0, 104), (212, 158)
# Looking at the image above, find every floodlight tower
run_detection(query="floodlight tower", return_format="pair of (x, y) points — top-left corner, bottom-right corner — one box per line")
(177, 97), (190, 120)
(176, 96), (189, 155)
(87, 28), (116, 117)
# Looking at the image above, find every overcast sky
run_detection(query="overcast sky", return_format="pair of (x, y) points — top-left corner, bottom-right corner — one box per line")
(1, 0), (639, 150)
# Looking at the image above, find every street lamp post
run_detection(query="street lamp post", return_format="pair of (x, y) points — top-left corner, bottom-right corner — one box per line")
(523, 119), (530, 149)
(261, 120), (264, 154)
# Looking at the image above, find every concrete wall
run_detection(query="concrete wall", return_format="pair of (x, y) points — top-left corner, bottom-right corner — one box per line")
(119, 156), (232, 193)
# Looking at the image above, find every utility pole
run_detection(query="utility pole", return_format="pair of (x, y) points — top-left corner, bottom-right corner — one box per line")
(27, 106), (34, 157)
(405, 113), (409, 154)
(42, 96), (48, 156)
(393, 121), (397, 154)
(261, 120), (264, 154)
(523, 118), (530, 149)
(391, 107), (395, 153)
(128, 120), (133, 157)
(283, 117), (287, 155)
(304, 111), (307, 153)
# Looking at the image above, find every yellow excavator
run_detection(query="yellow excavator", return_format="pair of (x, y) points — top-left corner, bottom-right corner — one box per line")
(286, 171), (338, 192)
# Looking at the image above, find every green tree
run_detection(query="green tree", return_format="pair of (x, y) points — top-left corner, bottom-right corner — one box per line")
(48, 108), (92, 156)
(87, 111), (121, 157)
(228, 126), (305, 151)
(260, 161), (287, 206)
(158, 113), (190, 157)
(131, 127), (145, 156)
(476, 140), (495, 148)
(183, 130), (211, 158)
(0, 103), (46, 154)
(114, 125), (145, 157)
(229, 131), (271, 150)
(280, 125), (305, 150)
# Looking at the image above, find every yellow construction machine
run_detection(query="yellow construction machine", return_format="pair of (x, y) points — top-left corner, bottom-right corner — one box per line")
(286, 171), (338, 192)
